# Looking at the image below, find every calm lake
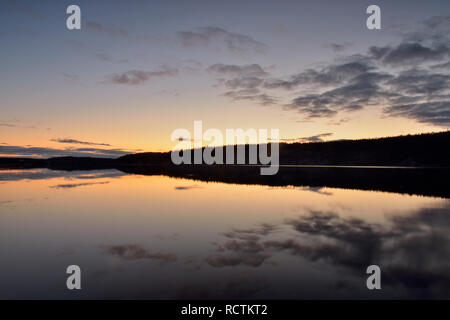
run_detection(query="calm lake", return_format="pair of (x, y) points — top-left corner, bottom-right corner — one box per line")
(1, 168), (449, 299)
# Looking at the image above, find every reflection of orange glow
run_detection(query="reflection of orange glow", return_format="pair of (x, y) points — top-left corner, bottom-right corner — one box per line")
(0, 171), (445, 229)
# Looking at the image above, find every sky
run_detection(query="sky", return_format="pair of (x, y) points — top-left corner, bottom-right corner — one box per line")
(0, 0), (450, 157)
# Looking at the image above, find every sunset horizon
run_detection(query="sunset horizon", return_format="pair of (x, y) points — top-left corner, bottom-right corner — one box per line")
(2, 1), (450, 158)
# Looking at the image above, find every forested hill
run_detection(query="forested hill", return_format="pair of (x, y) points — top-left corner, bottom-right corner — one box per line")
(117, 131), (450, 167)
(1, 131), (449, 169)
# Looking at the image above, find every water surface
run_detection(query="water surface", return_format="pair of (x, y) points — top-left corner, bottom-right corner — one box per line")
(0, 169), (449, 299)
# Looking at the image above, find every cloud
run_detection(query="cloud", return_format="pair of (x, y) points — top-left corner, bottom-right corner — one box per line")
(61, 73), (80, 82)
(207, 64), (269, 77)
(366, 15), (450, 68)
(207, 64), (277, 104)
(264, 61), (374, 90)
(0, 119), (36, 129)
(430, 61), (450, 70)
(0, 123), (16, 128)
(86, 21), (129, 38)
(280, 56), (449, 125)
(384, 101), (450, 125)
(106, 67), (179, 85)
(325, 42), (354, 52)
(275, 133), (334, 143)
(0, 145), (132, 158)
(223, 89), (278, 106)
(286, 69), (395, 118)
(176, 27), (268, 54)
(386, 68), (450, 96)
(51, 138), (112, 147)
(402, 15), (450, 45)
(369, 43), (450, 67)
(203, 16), (450, 126)
(102, 244), (177, 263)
(223, 77), (265, 90)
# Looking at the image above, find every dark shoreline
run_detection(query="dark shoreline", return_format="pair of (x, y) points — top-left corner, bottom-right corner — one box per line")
(1, 157), (450, 199)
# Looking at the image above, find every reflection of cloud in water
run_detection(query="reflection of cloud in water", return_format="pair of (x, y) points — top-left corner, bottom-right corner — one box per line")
(0, 169), (126, 182)
(267, 185), (333, 196)
(50, 181), (110, 189)
(208, 224), (276, 267)
(174, 185), (202, 191)
(102, 244), (177, 264)
(0, 198), (36, 209)
(209, 202), (450, 298)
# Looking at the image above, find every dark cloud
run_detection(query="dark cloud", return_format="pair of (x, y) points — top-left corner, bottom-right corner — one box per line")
(430, 61), (450, 70)
(51, 138), (111, 147)
(0, 145), (131, 158)
(223, 89), (278, 106)
(276, 133), (334, 143)
(384, 101), (450, 125)
(0, 169), (125, 182)
(367, 15), (450, 67)
(176, 27), (268, 54)
(264, 61), (374, 90)
(402, 15), (450, 45)
(207, 64), (269, 77)
(282, 56), (449, 125)
(204, 16), (450, 126)
(208, 64), (275, 105)
(103, 244), (177, 263)
(369, 43), (450, 67)
(386, 68), (450, 96)
(224, 77), (264, 90)
(106, 67), (179, 85)
(286, 70), (394, 118)
(327, 118), (351, 126)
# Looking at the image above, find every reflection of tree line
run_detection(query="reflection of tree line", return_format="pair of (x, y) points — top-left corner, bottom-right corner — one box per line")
(2, 160), (450, 198)
(119, 165), (450, 199)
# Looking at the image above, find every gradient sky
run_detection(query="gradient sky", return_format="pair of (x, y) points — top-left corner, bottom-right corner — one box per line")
(1, 0), (449, 157)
